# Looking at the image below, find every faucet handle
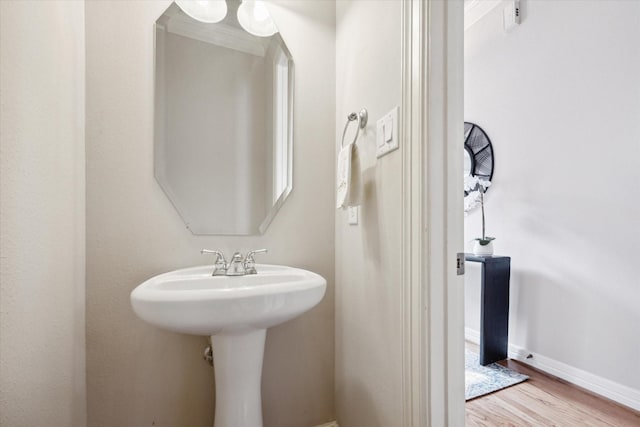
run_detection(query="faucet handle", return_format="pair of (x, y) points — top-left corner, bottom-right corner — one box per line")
(201, 250), (227, 276)
(201, 249), (227, 263)
(244, 249), (268, 274)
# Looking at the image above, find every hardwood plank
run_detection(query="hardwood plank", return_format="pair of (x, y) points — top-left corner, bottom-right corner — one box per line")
(465, 342), (640, 426)
(467, 392), (539, 426)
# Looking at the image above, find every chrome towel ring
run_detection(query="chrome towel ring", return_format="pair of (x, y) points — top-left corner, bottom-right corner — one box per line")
(341, 108), (368, 148)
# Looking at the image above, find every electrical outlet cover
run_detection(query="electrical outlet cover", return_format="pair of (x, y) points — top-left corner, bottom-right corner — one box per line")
(347, 206), (358, 225)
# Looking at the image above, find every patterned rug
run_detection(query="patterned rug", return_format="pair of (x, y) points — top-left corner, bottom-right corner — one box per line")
(465, 349), (529, 400)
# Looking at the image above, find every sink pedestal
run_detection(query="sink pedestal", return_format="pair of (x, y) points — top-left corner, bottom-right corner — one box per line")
(131, 264), (326, 426)
(211, 329), (266, 427)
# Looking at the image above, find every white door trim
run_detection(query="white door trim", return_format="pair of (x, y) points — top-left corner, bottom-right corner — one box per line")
(400, 1), (465, 425)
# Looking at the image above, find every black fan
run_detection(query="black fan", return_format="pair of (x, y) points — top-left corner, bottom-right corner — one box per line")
(464, 122), (494, 197)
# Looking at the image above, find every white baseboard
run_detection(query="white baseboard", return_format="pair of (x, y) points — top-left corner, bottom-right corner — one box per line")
(465, 327), (481, 345)
(314, 422), (339, 427)
(465, 327), (640, 411)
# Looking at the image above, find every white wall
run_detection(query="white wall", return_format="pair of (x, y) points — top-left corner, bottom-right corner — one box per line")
(335, 1), (403, 426)
(85, 1), (335, 426)
(464, 0), (640, 401)
(0, 1), (86, 426)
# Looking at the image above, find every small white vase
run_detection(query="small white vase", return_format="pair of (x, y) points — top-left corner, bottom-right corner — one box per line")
(473, 240), (494, 256)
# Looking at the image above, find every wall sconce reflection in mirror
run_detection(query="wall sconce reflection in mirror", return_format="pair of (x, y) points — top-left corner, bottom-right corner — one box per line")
(175, 0), (228, 23)
(237, 0), (278, 36)
(176, 0), (278, 37)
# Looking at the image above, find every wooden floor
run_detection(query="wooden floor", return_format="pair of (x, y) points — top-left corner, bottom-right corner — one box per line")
(465, 342), (640, 426)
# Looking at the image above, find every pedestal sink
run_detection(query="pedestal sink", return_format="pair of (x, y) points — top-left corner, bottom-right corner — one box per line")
(130, 264), (326, 427)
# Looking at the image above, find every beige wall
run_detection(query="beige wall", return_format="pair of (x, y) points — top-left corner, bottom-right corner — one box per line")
(334, 1), (403, 426)
(85, 1), (335, 426)
(0, 1), (86, 426)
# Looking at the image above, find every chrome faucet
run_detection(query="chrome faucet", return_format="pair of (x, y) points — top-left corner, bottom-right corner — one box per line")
(201, 249), (268, 276)
(226, 252), (246, 276)
(200, 250), (228, 276)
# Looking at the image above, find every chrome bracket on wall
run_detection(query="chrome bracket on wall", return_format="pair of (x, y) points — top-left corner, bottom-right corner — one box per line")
(203, 344), (213, 367)
(341, 108), (368, 148)
(457, 253), (465, 276)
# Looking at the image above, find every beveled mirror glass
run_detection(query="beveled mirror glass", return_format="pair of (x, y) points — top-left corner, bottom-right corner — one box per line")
(154, 1), (294, 235)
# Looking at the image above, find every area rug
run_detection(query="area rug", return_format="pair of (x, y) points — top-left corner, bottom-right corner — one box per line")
(465, 349), (529, 400)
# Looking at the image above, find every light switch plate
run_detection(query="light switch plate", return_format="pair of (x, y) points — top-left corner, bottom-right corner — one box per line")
(376, 106), (399, 158)
(347, 206), (358, 225)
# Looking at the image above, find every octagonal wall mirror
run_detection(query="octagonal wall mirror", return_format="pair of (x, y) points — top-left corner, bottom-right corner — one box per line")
(154, 1), (294, 235)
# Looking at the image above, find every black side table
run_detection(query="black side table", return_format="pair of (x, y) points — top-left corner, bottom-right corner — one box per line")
(465, 254), (511, 366)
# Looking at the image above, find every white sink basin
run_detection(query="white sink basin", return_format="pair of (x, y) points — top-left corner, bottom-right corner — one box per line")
(130, 264), (326, 427)
(131, 264), (325, 336)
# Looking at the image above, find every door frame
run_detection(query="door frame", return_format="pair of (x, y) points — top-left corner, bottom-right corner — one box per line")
(400, 1), (465, 425)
